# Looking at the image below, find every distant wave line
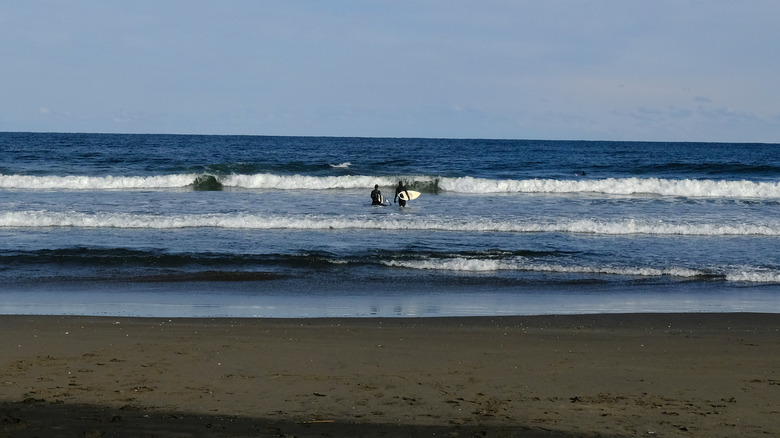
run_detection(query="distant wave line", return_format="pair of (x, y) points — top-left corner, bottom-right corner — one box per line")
(1, 173), (779, 199)
(383, 258), (705, 277)
(0, 174), (197, 189)
(2, 211), (779, 236)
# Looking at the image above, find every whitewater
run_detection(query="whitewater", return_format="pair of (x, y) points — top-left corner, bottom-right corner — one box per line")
(2, 211), (779, 237)
(3, 173), (780, 199)
(1, 133), (778, 317)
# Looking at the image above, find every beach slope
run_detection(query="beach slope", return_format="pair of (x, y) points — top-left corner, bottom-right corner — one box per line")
(1, 314), (778, 437)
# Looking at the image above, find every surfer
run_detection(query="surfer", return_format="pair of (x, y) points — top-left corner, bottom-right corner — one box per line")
(370, 184), (384, 205)
(394, 181), (410, 207)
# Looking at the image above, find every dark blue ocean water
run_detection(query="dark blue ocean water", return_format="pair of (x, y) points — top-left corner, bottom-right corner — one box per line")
(1, 133), (779, 317)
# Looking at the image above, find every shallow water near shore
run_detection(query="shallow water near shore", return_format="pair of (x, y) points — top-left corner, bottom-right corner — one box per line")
(2, 257), (778, 318)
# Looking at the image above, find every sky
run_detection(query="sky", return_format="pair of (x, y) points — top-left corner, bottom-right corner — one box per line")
(1, 1), (779, 142)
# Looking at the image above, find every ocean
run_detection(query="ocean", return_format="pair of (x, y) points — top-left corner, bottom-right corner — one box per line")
(1, 132), (778, 317)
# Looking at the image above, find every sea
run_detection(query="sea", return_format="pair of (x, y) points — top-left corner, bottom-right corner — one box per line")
(1, 132), (779, 318)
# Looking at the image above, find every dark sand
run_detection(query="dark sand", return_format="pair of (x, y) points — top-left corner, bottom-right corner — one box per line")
(1, 313), (779, 437)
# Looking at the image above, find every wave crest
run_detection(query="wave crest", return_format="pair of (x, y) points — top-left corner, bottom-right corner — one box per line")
(439, 176), (780, 198)
(2, 211), (779, 236)
(2, 173), (779, 199)
(0, 174), (197, 189)
(383, 257), (780, 283)
(383, 258), (705, 278)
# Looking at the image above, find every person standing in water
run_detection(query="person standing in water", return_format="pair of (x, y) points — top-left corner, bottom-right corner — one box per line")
(394, 181), (410, 207)
(370, 184), (384, 205)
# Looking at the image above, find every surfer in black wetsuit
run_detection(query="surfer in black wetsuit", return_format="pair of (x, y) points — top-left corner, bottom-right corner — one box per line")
(394, 181), (410, 207)
(370, 184), (384, 205)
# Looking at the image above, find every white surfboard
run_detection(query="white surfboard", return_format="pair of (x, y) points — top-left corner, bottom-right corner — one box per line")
(398, 190), (421, 201)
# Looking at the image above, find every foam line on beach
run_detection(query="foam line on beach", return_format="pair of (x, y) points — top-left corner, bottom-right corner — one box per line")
(383, 258), (705, 277)
(383, 258), (780, 283)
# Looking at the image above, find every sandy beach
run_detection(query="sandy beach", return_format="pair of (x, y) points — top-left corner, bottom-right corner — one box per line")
(1, 313), (778, 437)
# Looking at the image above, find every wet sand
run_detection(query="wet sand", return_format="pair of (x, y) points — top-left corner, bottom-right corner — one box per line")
(1, 313), (779, 437)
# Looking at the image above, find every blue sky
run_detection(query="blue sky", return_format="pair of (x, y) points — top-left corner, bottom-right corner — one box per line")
(2, 1), (778, 142)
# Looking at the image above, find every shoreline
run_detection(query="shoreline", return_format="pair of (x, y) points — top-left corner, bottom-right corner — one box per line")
(2, 313), (779, 437)
(4, 280), (779, 318)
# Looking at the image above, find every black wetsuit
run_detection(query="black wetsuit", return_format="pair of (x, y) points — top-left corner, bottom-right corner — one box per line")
(394, 184), (409, 207)
(371, 189), (383, 205)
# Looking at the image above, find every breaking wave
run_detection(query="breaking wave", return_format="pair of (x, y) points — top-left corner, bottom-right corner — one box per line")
(0, 174), (197, 189)
(2, 211), (779, 236)
(1, 173), (779, 199)
(383, 258), (705, 277)
(438, 176), (780, 198)
(382, 258), (780, 283)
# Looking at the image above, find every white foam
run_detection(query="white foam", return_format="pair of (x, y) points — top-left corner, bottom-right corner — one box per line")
(385, 258), (508, 272)
(2, 211), (779, 237)
(0, 174), (197, 189)
(527, 218), (780, 236)
(384, 258), (780, 284)
(725, 270), (780, 283)
(438, 176), (780, 199)
(221, 173), (386, 190)
(383, 258), (705, 278)
(3, 173), (779, 199)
